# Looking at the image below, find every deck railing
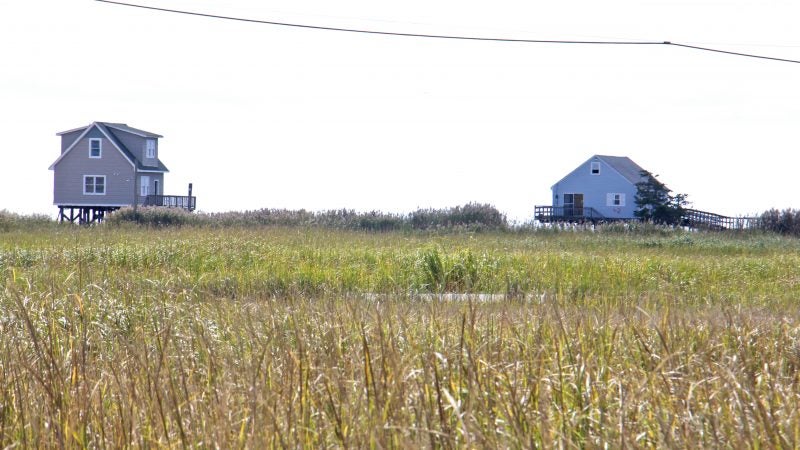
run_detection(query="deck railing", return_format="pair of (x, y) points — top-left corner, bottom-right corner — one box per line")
(534, 205), (606, 222)
(143, 195), (197, 211)
(682, 209), (758, 230)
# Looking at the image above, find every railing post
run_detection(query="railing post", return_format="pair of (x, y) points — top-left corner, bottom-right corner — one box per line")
(187, 183), (193, 212)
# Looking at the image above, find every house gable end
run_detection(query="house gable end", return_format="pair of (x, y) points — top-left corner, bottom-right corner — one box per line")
(551, 155), (645, 190)
(50, 122), (136, 170)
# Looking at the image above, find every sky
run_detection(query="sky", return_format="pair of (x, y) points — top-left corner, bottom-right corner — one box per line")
(2, 0), (799, 222)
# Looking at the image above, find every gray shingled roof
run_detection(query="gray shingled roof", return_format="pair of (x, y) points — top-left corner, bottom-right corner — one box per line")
(98, 123), (169, 172)
(103, 122), (163, 139)
(595, 155), (647, 184)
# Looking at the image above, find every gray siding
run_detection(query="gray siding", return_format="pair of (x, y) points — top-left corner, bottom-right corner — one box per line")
(60, 129), (84, 154)
(551, 157), (640, 219)
(108, 127), (159, 167)
(53, 136), (136, 206)
(144, 138), (158, 167)
(84, 126), (106, 140)
(136, 173), (165, 202)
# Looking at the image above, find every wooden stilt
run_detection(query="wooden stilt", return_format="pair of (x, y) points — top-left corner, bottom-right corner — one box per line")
(55, 206), (120, 225)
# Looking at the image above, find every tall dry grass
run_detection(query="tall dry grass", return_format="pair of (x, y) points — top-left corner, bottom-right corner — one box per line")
(1, 226), (799, 447)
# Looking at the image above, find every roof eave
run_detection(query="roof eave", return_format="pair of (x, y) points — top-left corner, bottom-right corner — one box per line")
(56, 125), (90, 136)
(104, 123), (163, 138)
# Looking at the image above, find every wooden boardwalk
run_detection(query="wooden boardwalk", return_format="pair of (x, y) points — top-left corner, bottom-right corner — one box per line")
(682, 209), (758, 230)
(534, 205), (758, 230)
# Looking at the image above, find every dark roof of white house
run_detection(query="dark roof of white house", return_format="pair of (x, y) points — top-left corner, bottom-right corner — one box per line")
(594, 155), (647, 184)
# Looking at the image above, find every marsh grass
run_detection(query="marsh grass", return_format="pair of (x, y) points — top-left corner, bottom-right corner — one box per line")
(104, 203), (507, 232)
(1, 227), (799, 447)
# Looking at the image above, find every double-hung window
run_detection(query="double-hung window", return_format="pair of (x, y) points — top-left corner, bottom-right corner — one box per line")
(146, 139), (156, 159)
(590, 162), (600, 175)
(606, 193), (626, 206)
(89, 139), (102, 158)
(84, 175), (106, 195)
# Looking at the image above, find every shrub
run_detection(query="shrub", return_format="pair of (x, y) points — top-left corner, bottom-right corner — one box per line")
(0, 210), (55, 232)
(410, 203), (507, 230)
(105, 204), (507, 232)
(105, 207), (202, 227)
(758, 208), (800, 236)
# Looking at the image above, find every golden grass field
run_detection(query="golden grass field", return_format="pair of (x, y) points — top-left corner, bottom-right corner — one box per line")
(2, 225), (799, 447)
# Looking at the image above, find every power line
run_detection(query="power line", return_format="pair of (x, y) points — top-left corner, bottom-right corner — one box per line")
(666, 42), (800, 64)
(96, 0), (800, 64)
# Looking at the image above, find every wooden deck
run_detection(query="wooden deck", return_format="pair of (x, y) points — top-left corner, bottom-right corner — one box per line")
(534, 205), (607, 223)
(143, 195), (197, 212)
(58, 195), (197, 224)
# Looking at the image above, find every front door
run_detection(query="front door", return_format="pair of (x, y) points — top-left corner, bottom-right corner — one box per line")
(574, 194), (584, 216)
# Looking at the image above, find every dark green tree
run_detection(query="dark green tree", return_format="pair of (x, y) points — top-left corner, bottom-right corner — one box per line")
(634, 170), (689, 225)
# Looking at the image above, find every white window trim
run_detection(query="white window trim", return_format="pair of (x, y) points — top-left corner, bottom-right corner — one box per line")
(606, 193), (626, 207)
(83, 175), (107, 195)
(146, 139), (156, 159)
(89, 138), (102, 158)
(590, 161), (600, 175)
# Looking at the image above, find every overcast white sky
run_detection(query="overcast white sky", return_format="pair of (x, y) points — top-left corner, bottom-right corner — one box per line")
(2, 0), (799, 221)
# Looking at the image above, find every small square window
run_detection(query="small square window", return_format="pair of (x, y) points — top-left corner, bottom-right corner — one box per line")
(606, 193), (626, 207)
(89, 139), (102, 158)
(84, 175), (106, 195)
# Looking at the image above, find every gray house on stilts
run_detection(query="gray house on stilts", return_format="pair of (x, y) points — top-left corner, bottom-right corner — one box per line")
(49, 122), (195, 223)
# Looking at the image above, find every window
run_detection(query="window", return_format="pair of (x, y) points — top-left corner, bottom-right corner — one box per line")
(146, 139), (156, 159)
(140, 175), (150, 196)
(84, 175), (106, 195)
(606, 193), (626, 207)
(89, 139), (102, 158)
(563, 193), (583, 217)
(591, 162), (600, 175)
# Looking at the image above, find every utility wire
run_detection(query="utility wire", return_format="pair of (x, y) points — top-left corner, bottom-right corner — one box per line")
(96, 0), (800, 64)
